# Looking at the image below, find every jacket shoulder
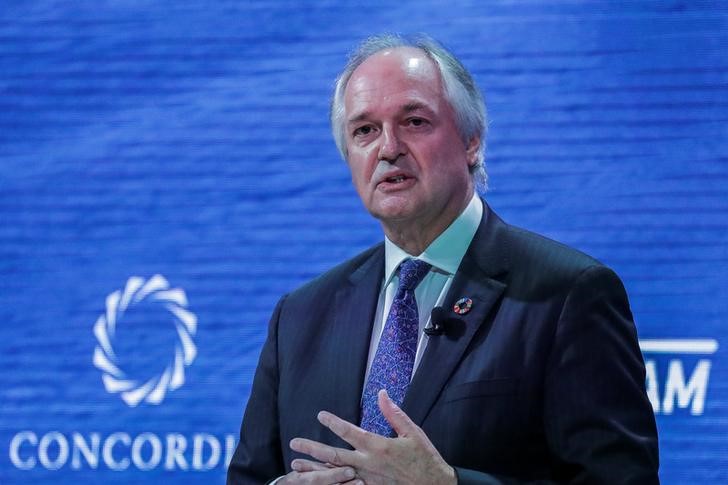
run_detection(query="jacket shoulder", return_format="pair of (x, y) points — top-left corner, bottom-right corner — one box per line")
(286, 242), (383, 302)
(490, 217), (614, 294)
(507, 224), (601, 273)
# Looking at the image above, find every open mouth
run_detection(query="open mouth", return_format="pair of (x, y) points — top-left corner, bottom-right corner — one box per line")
(384, 175), (407, 184)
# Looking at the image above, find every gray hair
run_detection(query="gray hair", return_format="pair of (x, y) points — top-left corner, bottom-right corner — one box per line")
(330, 33), (488, 190)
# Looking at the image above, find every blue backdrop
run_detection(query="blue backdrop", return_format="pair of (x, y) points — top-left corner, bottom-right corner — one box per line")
(1, 1), (727, 483)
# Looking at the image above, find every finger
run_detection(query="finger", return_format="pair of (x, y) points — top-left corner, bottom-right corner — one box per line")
(378, 389), (418, 438)
(290, 437), (358, 468)
(283, 465), (357, 484)
(290, 458), (331, 472)
(317, 410), (374, 450)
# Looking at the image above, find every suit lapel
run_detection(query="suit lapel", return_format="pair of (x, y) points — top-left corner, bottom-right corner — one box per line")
(329, 246), (385, 426)
(402, 203), (510, 426)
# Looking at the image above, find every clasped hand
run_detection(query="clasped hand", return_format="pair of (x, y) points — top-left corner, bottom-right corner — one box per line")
(279, 389), (456, 485)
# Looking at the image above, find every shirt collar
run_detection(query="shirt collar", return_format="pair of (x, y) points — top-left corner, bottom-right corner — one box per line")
(384, 194), (483, 286)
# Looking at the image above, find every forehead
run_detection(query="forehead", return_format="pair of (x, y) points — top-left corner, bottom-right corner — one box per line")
(344, 47), (445, 117)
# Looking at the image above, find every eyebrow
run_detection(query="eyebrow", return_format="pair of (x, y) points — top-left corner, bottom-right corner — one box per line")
(347, 111), (371, 125)
(401, 101), (431, 114)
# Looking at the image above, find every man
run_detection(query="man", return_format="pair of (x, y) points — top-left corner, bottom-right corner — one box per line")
(228, 34), (659, 484)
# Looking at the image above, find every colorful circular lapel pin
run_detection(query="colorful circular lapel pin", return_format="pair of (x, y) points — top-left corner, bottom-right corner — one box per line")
(453, 297), (473, 315)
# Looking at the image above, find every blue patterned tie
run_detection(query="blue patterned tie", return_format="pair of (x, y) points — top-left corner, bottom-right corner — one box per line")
(360, 258), (431, 436)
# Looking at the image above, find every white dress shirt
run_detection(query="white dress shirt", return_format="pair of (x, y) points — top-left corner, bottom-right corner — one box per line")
(363, 194), (483, 385)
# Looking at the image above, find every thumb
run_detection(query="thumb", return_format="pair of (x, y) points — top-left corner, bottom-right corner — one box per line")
(378, 389), (417, 438)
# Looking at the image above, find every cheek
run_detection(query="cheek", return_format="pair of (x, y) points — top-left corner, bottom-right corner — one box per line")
(429, 139), (471, 179)
(345, 159), (369, 194)
(347, 149), (377, 182)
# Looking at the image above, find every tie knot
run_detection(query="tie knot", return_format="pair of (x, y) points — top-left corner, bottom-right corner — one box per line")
(397, 259), (431, 291)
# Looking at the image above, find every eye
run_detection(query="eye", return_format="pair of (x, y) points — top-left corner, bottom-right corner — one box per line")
(353, 125), (374, 137)
(407, 117), (428, 127)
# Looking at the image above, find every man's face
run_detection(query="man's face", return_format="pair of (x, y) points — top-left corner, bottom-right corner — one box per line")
(343, 47), (478, 233)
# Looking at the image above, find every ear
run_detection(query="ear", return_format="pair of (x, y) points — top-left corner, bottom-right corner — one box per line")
(465, 136), (481, 167)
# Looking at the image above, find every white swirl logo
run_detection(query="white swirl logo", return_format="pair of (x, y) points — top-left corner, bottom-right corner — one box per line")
(92, 275), (197, 407)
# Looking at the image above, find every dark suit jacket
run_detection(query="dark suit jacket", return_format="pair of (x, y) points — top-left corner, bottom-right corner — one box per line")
(227, 203), (659, 484)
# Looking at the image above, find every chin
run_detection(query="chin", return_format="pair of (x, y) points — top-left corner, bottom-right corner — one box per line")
(370, 204), (418, 223)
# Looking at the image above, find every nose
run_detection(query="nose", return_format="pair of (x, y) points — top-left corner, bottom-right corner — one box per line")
(377, 125), (406, 163)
